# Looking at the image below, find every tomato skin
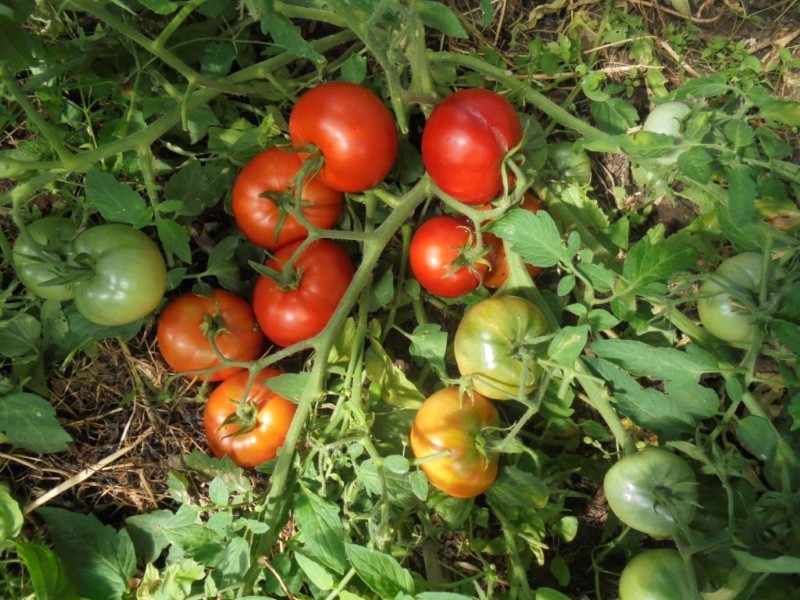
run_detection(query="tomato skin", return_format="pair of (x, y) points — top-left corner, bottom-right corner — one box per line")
(482, 194), (543, 289)
(454, 295), (547, 400)
(697, 252), (762, 345)
(252, 239), (355, 347)
(619, 549), (699, 600)
(232, 147), (344, 251)
(71, 225), (167, 326)
(409, 215), (488, 298)
(12, 216), (78, 301)
(203, 368), (297, 468)
(604, 447), (698, 538)
(410, 386), (500, 498)
(546, 141), (593, 185)
(289, 82), (398, 192)
(157, 289), (264, 382)
(422, 88), (522, 204)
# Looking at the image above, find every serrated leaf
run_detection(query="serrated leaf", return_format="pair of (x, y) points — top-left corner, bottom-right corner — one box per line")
(38, 508), (136, 600)
(620, 231), (698, 294)
(417, 1), (468, 38)
(676, 146), (713, 183)
(84, 168), (152, 227)
(365, 339), (424, 409)
(723, 120), (755, 149)
(547, 325), (588, 367)
(590, 97), (639, 134)
(156, 219), (192, 264)
(201, 42), (236, 78)
(163, 160), (233, 216)
(486, 466), (550, 519)
(15, 542), (79, 600)
(759, 99), (800, 126)
(0, 393), (72, 453)
(674, 75), (729, 99)
(727, 165), (756, 225)
(489, 209), (570, 267)
(0, 312), (41, 357)
(589, 339), (716, 383)
(204, 236), (244, 292)
(265, 372), (307, 403)
(295, 553), (334, 590)
(260, 3), (324, 63)
(772, 319), (800, 354)
(345, 544), (415, 597)
(409, 469), (429, 500)
(408, 323), (448, 378)
(623, 131), (682, 159)
(294, 489), (348, 575)
(125, 509), (177, 564)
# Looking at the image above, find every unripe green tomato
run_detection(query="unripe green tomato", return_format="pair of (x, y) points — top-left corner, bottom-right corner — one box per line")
(12, 216), (78, 301)
(642, 101), (691, 165)
(619, 549), (700, 600)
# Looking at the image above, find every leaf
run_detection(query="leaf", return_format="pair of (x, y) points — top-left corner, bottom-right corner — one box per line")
(136, 0), (179, 14)
(589, 339), (717, 383)
(204, 235), (244, 292)
(0, 311), (41, 357)
(15, 542), (79, 600)
(416, 1), (468, 38)
(622, 131), (682, 159)
(0, 392), (72, 453)
(486, 466), (550, 520)
(674, 75), (729, 99)
(163, 160), (234, 217)
(295, 552), (335, 590)
(260, 2), (324, 63)
(676, 147), (713, 183)
(345, 544), (415, 597)
(265, 372), (308, 403)
(407, 323), (448, 378)
(620, 230), (698, 295)
(38, 507), (136, 600)
(366, 268), (394, 311)
(547, 325), (588, 367)
(730, 549), (800, 574)
(294, 488), (348, 575)
(365, 338), (425, 409)
(759, 99), (800, 126)
(590, 97), (639, 134)
(340, 54), (367, 84)
(156, 219), (192, 264)
(727, 165), (756, 225)
(0, 485), (23, 541)
(201, 42), (236, 77)
(489, 209), (571, 268)
(772, 319), (800, 354)
(125, 509), (176, 564)
(84, 168), (152, 228)
(723, 120), (755, 149)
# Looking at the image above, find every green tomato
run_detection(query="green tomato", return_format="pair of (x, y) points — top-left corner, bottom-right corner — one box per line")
(697, 252), (762, 345)
(12, 216), (78, 301)
(642, 101), (691, 165)
(603, 447), (698, 538)
(546, 141), (592, 186)
(619, 549), (700, 600)
(70, 225), (167, 326)
(453, 295), (547, 400)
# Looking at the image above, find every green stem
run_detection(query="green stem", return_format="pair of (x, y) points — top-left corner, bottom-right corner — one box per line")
(487, 500), (534, 599)
(154, 0), (208, 48)
(242, 176), (432, 593)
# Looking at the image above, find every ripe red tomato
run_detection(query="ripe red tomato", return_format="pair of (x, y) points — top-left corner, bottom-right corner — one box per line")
(252, 239), (355, 347)
(203, 368), (297, 468)
(410, 386), (500, 498)
(289, 82), (398, 193)
(157, 289), (264, 382)
(232, 147), (344, 251)
(422, 88), (523, 204)
(409, 215), (488, 298)
(482, 194), (544, 289)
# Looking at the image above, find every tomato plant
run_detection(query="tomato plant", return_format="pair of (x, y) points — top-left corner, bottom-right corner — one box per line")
(288, 82), (398, 192)
(409, 214), (488, 297)
(604, 447), (698, 538)
(252, 239), (355, 347)
(156, 289), (264, 381)
(12, 215), (78, 301)
(410, 386), (500, 498)
(454, 295), (547, 399)
(545, 141), (593, 185)
(203, 368), (297, 468)
(618, 549), (699, 600)
(421, 88), (523, 204)
(231, 147), (344, 251)
(482, 194), (543, 289)
(697, 252), (763, 345)
(641, 101), (691, 165)
(70, 225), (167, 326)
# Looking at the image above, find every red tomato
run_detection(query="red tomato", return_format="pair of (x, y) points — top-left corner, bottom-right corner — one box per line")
(252, 239), (355, 347)
(289, 82), (398, 193)
(410, 386), (500, 498)
(157, 289), (264, 381)
(482, 194), (544, 289)
(422, 88), (522, 204)
(409, 215), (489, 298)
(232, 147), (344, 251)
(203, 368), (297, 468)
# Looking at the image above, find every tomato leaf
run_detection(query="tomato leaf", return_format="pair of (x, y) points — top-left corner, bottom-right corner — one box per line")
(84, 168), (152, 228)
(589, 339), (717, 383)
(407, 323), (448, 378)
(294, 489), (349, 575)
(726, 165), (757, 225)
(416, 1), (468, 39)
(365, 339), (424, 409)
(14, 542), (80, 600)
(547, 325), (589, 367)
(345, 544), (415, 597)
(486, 466), (550, 518)
(0, 486), (23, 541)
(488, 209), (571, 268)
(265, 372), (309, 403)
(730, 549), (800, 574)
(295, 553), (335, 590)
(156, 219), (192, 264)
(676, 146), (714, 183)
(759, 99), (800, 126)
(259, 2), (324, 64)
(38, 507), (136, 600)
(0, 311), (41, 358)
(590, 97), (639, 134)
(620, 228), (698, 295)
(674, 75), (729, 99)
(0, 392), (72, 453)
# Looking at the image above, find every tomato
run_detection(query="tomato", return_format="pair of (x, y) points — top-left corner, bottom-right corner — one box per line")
(12, 216), (78, 301)
(203, 368), (297, 468)
(482, 194), (543, 289)
(641, 101), (691, 165)
(157, 289), (264, 382)
(232, 147), (344, 251)
(697, 252), (763, 345)
(546, 141), (593, 185)
(252, 239), (355, 347)
(453, 295), (547, 400)
(71, 225), (167, 326)
(619, 549), (699, 600)
(288, 82), (398, 193)
(603, 447), (698, 538)
(409, 215), (488, 298)
(410, 386), (500, 498)
(421, 88), (523, 204)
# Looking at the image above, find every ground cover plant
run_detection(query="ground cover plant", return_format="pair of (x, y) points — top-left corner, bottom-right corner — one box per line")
(1, 0), (800, 598)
